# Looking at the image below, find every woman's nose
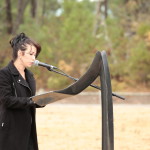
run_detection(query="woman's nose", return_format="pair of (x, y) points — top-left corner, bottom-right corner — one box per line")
(32, 55), (36, 61)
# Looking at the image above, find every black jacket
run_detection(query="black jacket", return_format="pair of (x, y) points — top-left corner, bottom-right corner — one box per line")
(0, 61), (38, 150)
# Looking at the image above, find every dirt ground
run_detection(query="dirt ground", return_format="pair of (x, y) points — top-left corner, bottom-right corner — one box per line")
(36, 104), (150, 150)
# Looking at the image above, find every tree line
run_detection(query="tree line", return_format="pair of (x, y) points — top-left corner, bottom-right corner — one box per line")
(0, 0), (150, 91)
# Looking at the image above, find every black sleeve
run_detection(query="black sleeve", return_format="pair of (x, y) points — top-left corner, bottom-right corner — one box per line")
(0, 70), (34, 109)
(35, 104), (45, 108)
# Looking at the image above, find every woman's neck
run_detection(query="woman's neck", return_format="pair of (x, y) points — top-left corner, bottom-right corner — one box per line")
(14, 59), (26, 79)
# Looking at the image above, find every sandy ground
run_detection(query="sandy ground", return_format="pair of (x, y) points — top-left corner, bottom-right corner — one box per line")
(36, 104), (150, 150)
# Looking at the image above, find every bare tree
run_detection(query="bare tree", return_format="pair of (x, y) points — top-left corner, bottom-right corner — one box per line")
(93, 0), (115, 60)
(5, 0), (13, 34)
(93, 0), (108, 36)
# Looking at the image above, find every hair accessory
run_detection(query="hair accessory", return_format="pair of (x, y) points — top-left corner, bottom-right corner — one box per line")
(10, 33), (27, 48)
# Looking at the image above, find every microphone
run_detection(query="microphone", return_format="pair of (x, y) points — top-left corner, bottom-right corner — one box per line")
(34, 60), (57, 69)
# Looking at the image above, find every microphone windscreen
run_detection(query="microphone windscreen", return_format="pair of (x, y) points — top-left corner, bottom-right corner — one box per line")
(34, 60), (39, 66)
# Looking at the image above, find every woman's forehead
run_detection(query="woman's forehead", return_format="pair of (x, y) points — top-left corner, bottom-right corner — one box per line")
(25, 44), (37, 53)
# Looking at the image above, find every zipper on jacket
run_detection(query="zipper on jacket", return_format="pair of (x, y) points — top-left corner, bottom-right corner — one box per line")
(17, 79), (33, 96)
(2, 122), (4, 127)
(0, 111), (6, 128)
(13, 82), (17, 97)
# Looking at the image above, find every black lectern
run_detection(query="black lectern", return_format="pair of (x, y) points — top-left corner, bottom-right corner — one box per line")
(32, 51), (114, 150)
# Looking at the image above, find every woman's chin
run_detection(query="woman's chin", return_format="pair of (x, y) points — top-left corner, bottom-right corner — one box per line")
(26, 64), (32, 68)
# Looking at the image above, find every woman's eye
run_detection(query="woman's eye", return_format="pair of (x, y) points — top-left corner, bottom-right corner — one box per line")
(30, 53), (36, 57)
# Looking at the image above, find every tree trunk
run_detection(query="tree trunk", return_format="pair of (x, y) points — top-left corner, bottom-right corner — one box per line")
(13, 0), (29, 34)
(104, 0), (108, 19)
(92, 0), (102, 36)
(42, 0), (46, 17)
(93, 0), (108, 36)
(31, 0), (37, 18)
(5, 0), (13, 34)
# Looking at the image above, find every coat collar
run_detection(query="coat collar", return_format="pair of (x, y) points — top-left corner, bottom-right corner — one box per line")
(8, 60), (19, 75)
(7, 61), (36, 96)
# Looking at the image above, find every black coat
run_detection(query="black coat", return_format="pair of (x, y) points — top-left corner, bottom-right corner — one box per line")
(0, 61), (38, 150)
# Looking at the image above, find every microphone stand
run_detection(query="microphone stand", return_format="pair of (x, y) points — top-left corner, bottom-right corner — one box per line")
(46, 67), (125, 100)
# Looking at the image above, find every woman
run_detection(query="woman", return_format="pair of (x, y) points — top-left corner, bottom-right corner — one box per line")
(0, 33), (41, 150)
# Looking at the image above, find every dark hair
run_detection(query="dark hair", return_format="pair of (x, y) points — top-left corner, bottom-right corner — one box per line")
(10, 33), (41, 60)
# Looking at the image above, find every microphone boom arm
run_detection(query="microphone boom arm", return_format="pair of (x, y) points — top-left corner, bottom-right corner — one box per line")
(47, 67), (125, 100)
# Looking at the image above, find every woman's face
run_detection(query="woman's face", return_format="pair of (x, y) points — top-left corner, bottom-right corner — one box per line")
(19, 44), (37, 68)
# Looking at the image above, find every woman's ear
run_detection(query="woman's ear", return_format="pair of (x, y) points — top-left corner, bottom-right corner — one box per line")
(18, 50), (23, 58)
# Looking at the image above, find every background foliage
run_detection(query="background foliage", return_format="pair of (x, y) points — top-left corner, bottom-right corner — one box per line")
(0, 0), (150, 91)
